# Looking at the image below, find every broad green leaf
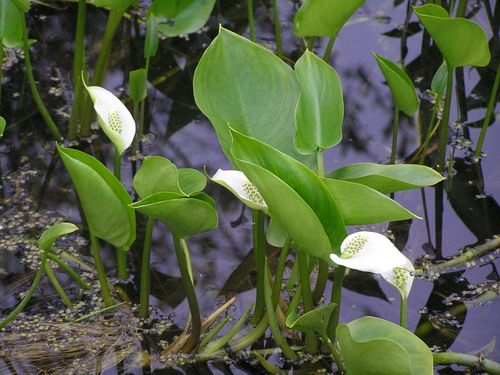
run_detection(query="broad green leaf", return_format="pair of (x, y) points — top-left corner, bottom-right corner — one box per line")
(326, 163), (444, 194)
(92, 0), (134, 11)
(286, 303), (337, 335)
(130, 192), (218, 238)
(372, 53), (418, 116)
(129, 69), (147, 103)
(431, 61), (448, 94)
(413, 5), (490, 70)
(133, 156), (182, 198)
(10, 0), (29, 12)
(293, 0), (366, 37)
(294, 50), (343, 154)
(266, 217), (289, 247)
(178, 169), (206, 195)
(38, 223), (79, 252)
(230, 130), (346, 261)
(0, 0), (23, 47)
(150, 0), (215, 37)
(57, 145), (136, 250)
(0, 116), (5, 137)
(337, 316), (433, 375)
(193, 27), (315, 169)
(144, 15), (159, 58)
(322, 178), (420, 224)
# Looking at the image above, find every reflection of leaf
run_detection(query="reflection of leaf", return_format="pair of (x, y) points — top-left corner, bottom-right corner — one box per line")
(219, 246), (281, 296)
(341, 269), (389, 302)
(382, 22), (421, 38)
(149, 270), (187, 309)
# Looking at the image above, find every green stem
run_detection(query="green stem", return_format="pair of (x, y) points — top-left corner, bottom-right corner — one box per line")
(264, 261), (299, 361)
(173, 234), (201, 353)
(399, 296), (407, 328)
(0, 41), (4, 107)
(271, 238), (291, 309)
(68, 0), (87, 139)
(297, 251), (318, 353)
(46, 252), (91, 289)
(271, 0), (283, 59)
(113, 149), (128, 280)
(312, 260), (328, 305)
(138, 55), (150, 148)
(419, 93), (442, 165)
(474, 62), (500, 158)
(139, 217), (155, 318)
(436, 67), (454, 172)
(307, 37), (315, 50)
(90, 233), (114, 308)
(433, 352), (500, 374)
(247, 0), (255, 42)
(251, 210), (267, 323)
(327, 266), (346, 341)
(131, 100), (139, 156)
(321, 333), (345, 373)
(322, 36), (336, 63)
(20, 15), (62, 141)
(114, 148), (122, 181)
(287, 283), (302, 316)
(390, 108), (400, 164)
(0, 244), (50, 329)
(80, 9), (125, 137)
(45, 263), (72, 307)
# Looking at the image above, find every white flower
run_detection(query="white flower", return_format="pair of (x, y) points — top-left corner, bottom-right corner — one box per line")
(211, 169), (268, 213)
(330, 231), (414, 298)
(84, 84), (135, 155)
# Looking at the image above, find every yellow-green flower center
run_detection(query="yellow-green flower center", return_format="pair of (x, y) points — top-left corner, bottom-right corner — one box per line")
(341, 233), (368, 259)
(393, 267), (409, 286)
(108, 110), (123, 134)
(242, 179), (264, 205)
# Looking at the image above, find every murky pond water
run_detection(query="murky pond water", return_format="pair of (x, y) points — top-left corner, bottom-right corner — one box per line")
(1, 0), (499, 374)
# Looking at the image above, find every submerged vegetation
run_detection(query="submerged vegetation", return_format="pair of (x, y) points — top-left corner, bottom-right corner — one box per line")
(0, 0), (499, 373)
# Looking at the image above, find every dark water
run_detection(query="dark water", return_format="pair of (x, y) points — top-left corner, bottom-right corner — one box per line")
(0, 1), (499, 374)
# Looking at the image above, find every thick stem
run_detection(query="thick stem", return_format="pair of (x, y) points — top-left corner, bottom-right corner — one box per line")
(390, 108), (400, 164)
(21, 16), (62, 141)
(173, 234), (201, 353)
(271, 0), (283, 59)
(271, 238), (291, 310)
(247, 0), (255, 42)
(90, 233), (114, 308)
(68, 0), (87, 139)
(399, 296), (407, 328)
(113, 149), (128, 280)
(250, 210), (266, 324)
(80, 9), (125, 137)
(312, 260), (328, 305)
(139, 217), (155, 318)
(298, 251), (318, 353)
(327, 266), (346, 341)
(474, 62), (500, 158)
(322, 36), (336, 63)
(433, 352), (500, 374)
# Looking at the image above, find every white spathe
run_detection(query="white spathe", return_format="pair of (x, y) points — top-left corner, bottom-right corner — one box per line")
(85, 85), (135, 155)
(211, 169), (268, 213)
(330, 231), (414, 298)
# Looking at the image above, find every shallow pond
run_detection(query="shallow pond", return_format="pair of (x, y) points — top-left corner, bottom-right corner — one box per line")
(0, 0), (499, 374)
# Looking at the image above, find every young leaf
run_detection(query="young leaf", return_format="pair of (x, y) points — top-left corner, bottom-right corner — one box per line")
(293, 0), (366, 37)
(294, 50), (344, 154)
(326, 163), (444, 194)
(322, 178), (420, 224)
(57, 145), (136, 250)
(144, 15), (159, 58)
(337, 316), (433, 375)
(431, 61), (448, 95)
(193, 27), (314, 168)
(0, 116), (5, 137)
(372, 52), (419, 116)
(230, 130), (346, 261)
(286, 303), (337, 335)
(38, 223), (79, 252)
(130, 192), (218, 238)
(413, 4), (490, 70)
(128, 69), (147, 104)
(0, 0), (23, 47)
(150, 0), (216, 37)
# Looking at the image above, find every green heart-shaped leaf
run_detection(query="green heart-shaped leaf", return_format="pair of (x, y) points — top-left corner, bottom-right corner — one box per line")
(326, 163), (444, 194)
(413, 4), (490, 70)
(337, 316), (433, 375)
(38, 222), (79, 252)
(293, 0), (366, 37)
(322, 178), (420, 224)
(57, 145), (136, 250)
(230, 130), (346, 261)
(286, 303), (337, 335)
(150, 0), (215, 37)
(372, 53), (419, 116)
(130, 192), (217, 238)
(194, 27), (314, 168)
(178, 168), (206, 195)
(294, 50), (344, 154)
